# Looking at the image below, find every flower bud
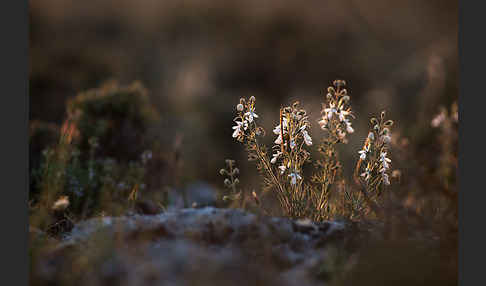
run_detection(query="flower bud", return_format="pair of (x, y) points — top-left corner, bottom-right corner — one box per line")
(224, 178), (231, 186)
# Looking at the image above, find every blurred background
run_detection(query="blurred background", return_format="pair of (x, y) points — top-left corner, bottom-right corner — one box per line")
(29, 0), (458, 203)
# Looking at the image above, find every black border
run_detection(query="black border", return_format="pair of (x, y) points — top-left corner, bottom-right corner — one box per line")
(1, 0), (28, 284)
(459, 1), (484, 286)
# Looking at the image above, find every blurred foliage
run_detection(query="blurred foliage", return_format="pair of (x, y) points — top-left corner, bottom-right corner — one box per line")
(66, 80), (160, 162)
(30, 81), (170, 235)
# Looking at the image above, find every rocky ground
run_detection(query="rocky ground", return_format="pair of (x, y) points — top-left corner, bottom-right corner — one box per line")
(30, 207), (363, 286)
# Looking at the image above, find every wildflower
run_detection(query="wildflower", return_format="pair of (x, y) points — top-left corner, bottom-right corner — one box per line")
(273, 117), (288, 144)
(244, 106), (259, 123)
(274, 117), (289, 132)
(288, 171), (302, 185)
(382, 134), (391, 144)
(368, 132), (375, 140)
(358, 143), (369, 160)
(324, 103), (337, 119)
(380, 151), (391, 170)
(302, 130), (313, 146)
(278, 165), (287, 174)
(338, 108), (350, 122)
(224, 178), (231, 186)
(382, 173), (391, 185)
(358, 149), (367, 160)
(344, 118), (354, 133)
(232, 121), (244, 138)
(236, 103), (244, 112)
(52, 196), (70, 211)
(271, 151), (282, 164)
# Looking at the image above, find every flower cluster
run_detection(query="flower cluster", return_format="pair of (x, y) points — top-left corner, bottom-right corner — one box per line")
(318, 80), (354, 143)
(226, 80), (397, 221)
(356, 111), (394, 191)
(270, 102), (312, 185)
(232, 96), (260, 142)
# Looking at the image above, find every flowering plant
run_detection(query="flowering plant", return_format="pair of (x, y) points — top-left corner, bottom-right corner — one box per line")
(225, 80), (395, 220)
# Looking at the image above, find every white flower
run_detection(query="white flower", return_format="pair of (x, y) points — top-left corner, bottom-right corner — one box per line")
(346, 125), (354, 134)
(382, 134), (391, 144)
(338, 108), (350, 122)
(273, 117), (288, 135)
(380, 151), (391, 170)
(324, 103), (337, 119)
(368, 132), (375, 140)
(278, 165), (287, 174)
(344, 119), (354, 133)
(358, 150), (367, 160)
(244, 106), (259, 123)
(274, 134), (283, 144)
(288, 171), (302, 185)
(302, 130), (312, 146)
(358, 144), (369, 160)
(382, 173), (390, 185)
(271, 151), (282, 164)
(338, 109), (350, 122)
(232, 121), (244, 138)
